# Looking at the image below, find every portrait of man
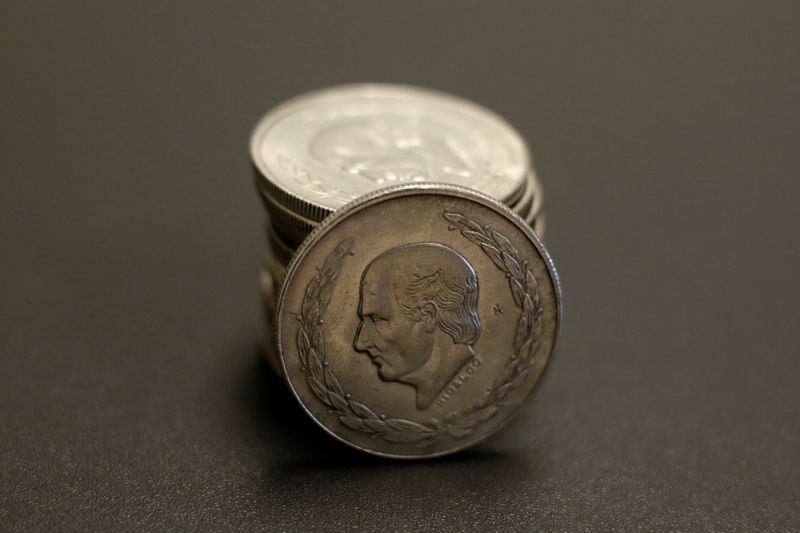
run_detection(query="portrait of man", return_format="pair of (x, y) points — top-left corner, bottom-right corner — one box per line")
(353, 242), (482, 410)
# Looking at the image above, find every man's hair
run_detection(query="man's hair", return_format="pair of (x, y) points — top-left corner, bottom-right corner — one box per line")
(366, 243), (481, 345)
(400, 266), (481, 345)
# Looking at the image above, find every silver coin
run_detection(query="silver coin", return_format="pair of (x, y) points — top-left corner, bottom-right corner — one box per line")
(251, 84), (530, 221)
(275, 183), (561, 459)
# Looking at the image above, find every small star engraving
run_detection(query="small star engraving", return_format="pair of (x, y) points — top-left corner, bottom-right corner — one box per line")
(493, 304), (504, 315)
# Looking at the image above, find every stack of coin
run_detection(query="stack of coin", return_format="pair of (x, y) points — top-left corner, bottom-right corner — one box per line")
(251, 84), (548, 374)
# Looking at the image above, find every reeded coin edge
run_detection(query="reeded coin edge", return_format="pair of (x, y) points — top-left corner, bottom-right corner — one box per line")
(258, 180), (319, 242)
(260, 167), (544, 246)
(275, 182), (562, 460)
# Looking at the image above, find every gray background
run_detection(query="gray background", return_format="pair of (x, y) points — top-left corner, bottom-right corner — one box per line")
(1, 1), (798, 530)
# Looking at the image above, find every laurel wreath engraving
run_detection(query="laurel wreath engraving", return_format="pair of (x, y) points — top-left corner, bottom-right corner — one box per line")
(295, 213), (543, 445)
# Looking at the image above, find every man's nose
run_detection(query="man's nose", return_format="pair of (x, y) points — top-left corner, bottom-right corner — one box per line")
(354, 320), (372, 351)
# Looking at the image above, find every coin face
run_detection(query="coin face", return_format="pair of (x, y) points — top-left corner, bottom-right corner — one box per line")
(276, 184), (560, 458)
(252, 84), (530, 220)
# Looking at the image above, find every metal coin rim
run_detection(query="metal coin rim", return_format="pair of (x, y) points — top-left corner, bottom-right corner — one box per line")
(275, 182), (562, 459)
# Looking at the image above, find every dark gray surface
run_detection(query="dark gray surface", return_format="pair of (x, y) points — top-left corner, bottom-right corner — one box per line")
(1, 1), (799, 530)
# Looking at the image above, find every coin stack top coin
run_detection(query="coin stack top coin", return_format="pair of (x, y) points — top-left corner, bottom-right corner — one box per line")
(252, 84), (547, 251)
(251, 84), (530, 219)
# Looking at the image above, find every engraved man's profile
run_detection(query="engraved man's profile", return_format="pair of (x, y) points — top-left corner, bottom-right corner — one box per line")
(353, 243), (481, 409)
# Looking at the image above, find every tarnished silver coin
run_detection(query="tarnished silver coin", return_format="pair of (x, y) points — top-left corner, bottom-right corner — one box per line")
(251, 84), (530, 222)
(276, 183), (561, 459)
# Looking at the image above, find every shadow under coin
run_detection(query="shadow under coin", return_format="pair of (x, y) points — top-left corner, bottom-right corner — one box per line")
(241, 348), (543, 467)
(263, 445), (545, 529)
(241, 348), (550, 526)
